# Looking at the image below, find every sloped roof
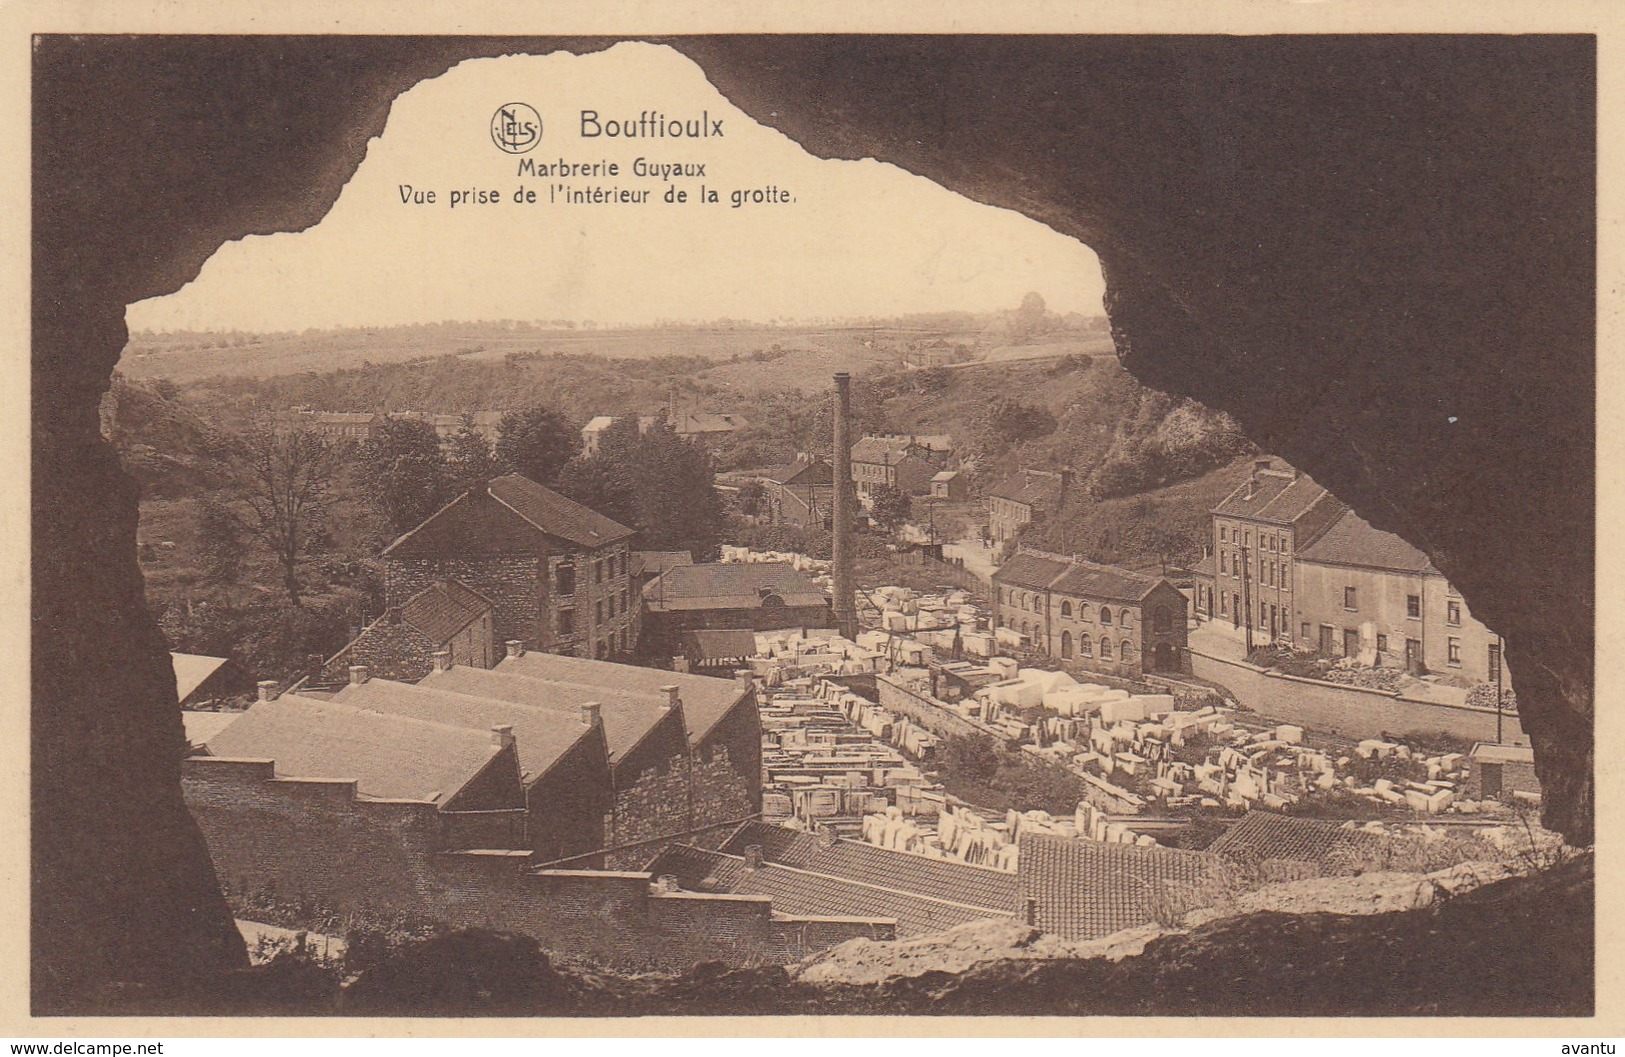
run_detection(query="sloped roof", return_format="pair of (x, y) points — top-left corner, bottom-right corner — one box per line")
(1050, 560), (1164, 604)
(722, 821), (1019, 913)
(1017, 833), (1234, 941)
(205, 695), (505, 804)
(399, 580), (494, 643)
(850, 436), (922, 464)
(382, 473), (634, 556)
(1206, 811), (1382, 873)
(486, 474), (636, 547)
(1190, 555), (1216, 579)
(171, 652), (230, 701)
(672, 410), (744, 434)
(629, 550), (694, 580)
(582, 416), (617, 432)
(647, 843), (1009, 938)
(495, 651), (751, 748)
(416, 666), (674, 768)
(1214, 469), (1331, 525)
(1297, 509), (1437, 574)
(182, 709), (241, 748)
(333, 676), (604, 786)
(992, 552), (1071, 591)
(932, 470), (961, 482)
(681, 629), (760, 665)
(988, 469), (1065, 507)
(643, 561), (829, 613)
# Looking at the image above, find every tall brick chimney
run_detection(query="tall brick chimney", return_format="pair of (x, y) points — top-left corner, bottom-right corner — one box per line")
(831, 373), (858, 640)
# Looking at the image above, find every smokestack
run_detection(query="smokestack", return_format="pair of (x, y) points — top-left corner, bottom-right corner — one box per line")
(348, 665), (369, 686)
(432, 649), (452, 673)
(831, 373), (859, 639)
(580, 702), (602, 728)
(256, 680), (279, 703)
(505, 640), (526, 660)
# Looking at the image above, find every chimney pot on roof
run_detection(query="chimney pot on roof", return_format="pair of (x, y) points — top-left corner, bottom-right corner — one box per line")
(491, 724), (514, 748)
(672, 655), (691, 674)
(734, 669), (754, 691)
(659, 684), (681, 711)
(742, 844), (763, 871)
(505, 640), (526, 660)
(348, 665), (369, 686)
(580, 702), (602, 728)
(657, 874), (681, 894)
(432, 649), (452, 673)
(256, 680), (278, 703)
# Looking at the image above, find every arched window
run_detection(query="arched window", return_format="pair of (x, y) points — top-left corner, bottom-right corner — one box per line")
(1120, 609), (1131, 628)
(1153, 605), (1172, 632)
(1099, 637), (1112, 660)
(1121, 638), (1134, 659)
(1079, 603), (1092, 623)
(1020, 620), (1030, 638)
(1060, 601), (1073, 618)
(1099, 606), (1113, 626)
(1060, 631), (1073, 658)
(1079, 637), (1093, 657)
(1021, 592), (1029, 611)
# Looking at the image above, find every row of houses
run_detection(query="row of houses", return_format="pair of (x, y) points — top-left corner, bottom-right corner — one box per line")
(581, 408), (750, 457)
(275, 408), (507, 446)
(1192, 459), (1504, 683)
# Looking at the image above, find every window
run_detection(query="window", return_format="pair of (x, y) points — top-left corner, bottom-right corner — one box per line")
(1220, 552), (1229, 574)
(1119, 609), (1131, 628)
(1488, 643), (1502, 681)
(1099, 637), (1112, 660)
(1343, 628), (1359, 656)
(1377, 633), (1389, 653)
(1220, 525), (1228, 542)
(1100, 606), (1113, 625)
(1079, 637), (1093, 657)
(1120, 639), (1134, 660)
(1079, 604), (1092, 623)
(1448, 637), (1462, 666)
(556, 563), (576, 596)
(1153, 606), (1171, 633)
(1407, 594), (1421, 618)
(1060, 601), (1073, 618)
(1221, 594), (1230, 616)
(621, 589), (629, 612)
(1447, 601), (1462, 626)
(595, 560), (604, 585)
(595, 600), (604, 624)
(558, 608), (575, 635)
(1300, 622), (1311, 641)
(1060, 631), (1073, 659)
(1343, 586), (1358, 610)
(607, 596), (615, 618)
(619, 630), (628, 652)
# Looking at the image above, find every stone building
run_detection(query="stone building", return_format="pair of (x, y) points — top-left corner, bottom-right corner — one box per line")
(993, 549), (1190, 674)
(1210, 459), (1346, 646)
(930, 470), (968, 501)
(850, 436), (948, 502)
(641, 561), (835, 658)
(381, 473), (638, 660)
(987, 468), (1069, 544)
(1294, 508), (1504, 682)
(320, 579), (496, 684)
(730, 456), (834, 530)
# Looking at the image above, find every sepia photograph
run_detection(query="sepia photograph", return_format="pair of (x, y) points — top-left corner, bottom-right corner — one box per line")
(21, 17), (1601, 1028)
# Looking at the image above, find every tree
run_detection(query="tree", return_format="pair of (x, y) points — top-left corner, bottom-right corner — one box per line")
(194, 494), (245, 585)
(495, 406), (576, 486)
(229, 426), (341, 606)
(736, 480), (767, 516)
(869, 484), (912, 531)
(358, 417), (450, 536)
(444, 420), (498, 495)
(555, 420), (726, 561)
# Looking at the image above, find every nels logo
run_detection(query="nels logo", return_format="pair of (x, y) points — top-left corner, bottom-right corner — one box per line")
(491, 103), (542, 154)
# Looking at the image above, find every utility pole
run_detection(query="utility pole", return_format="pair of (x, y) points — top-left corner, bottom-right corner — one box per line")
(1240, 541), (1255, 654)
(1495, 633), (1505, 744)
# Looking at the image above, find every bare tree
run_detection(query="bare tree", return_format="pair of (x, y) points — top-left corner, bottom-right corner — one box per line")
(231, 426), (340, 606)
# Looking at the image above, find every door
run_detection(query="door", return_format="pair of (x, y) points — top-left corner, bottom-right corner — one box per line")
(1343, 628), (1359, 657)
(1405, 638), (1422, 674)
(1232, 594), (1241, 629)
(1269, 604), (1279, 639)
(1479, 762), (1503, 798)
(1318, 625), (1335, 655)
(1154, 642), (1176, 672)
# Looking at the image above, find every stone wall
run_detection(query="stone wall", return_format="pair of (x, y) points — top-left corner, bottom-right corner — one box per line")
(387, 556), (541, 651)
(183, 757), (882, 971)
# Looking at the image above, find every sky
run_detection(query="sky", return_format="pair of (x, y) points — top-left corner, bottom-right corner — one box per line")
(126, 42), (1106, 333)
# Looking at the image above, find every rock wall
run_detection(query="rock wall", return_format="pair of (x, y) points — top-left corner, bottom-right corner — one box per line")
(31, 35), (1592, 1003)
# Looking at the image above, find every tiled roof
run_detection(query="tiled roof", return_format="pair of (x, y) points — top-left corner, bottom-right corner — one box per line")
(754, 457), (830, 485)
(681, 629), (759, 664)
(1190, 555), (1216, 579)
(494, 651), (750, 748)
(722, 821), (1018, 914)
(643, 561), (830, 613)
(1017, 833), (1235, 941)
(1297, 509), (1437, 574)
(850, 437), (921, 465)
(486, 474), (636, 547)
(1050, 560), (1163, 604)
(333, 676), (603, 786)
(171, 652), (229, 701)
(399, 579), (494, 643)
(932, 470), (960, 482)
(648, 844), (1009, 938)
(414, 667), (672, 769)
(629, 550), (694, 580)
(988, 469), (1066, 507)
(1214, 468), (1331, 525)
(205, 695), (506, 805)
(1206, 811), (1382, 874)
(992, 552), (1071, 591)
